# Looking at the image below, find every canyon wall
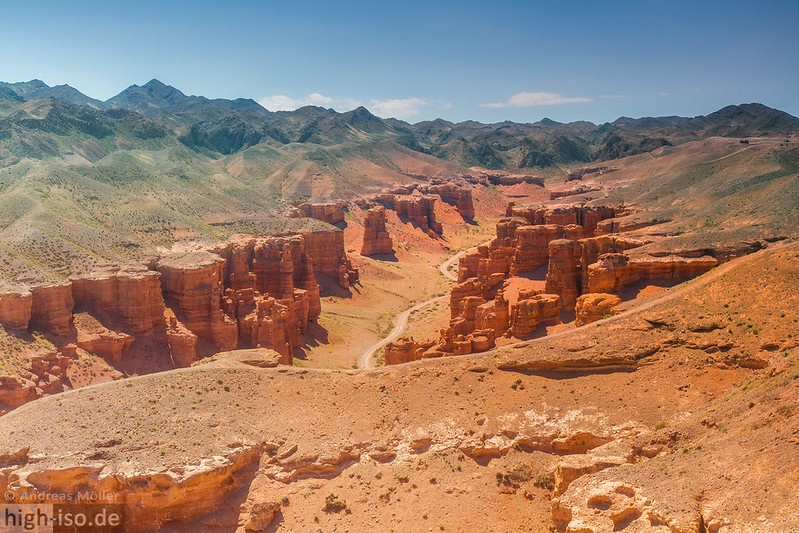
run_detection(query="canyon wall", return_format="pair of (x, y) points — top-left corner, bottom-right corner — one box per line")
(0, 229), (352, 407)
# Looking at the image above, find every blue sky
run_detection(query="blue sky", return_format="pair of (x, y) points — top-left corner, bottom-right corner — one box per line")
(1, 0), (796, 124)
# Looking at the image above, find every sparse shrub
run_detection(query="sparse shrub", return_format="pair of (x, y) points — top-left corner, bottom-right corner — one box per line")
(323, 493), (347, 513)
(533, 474), (555, 491)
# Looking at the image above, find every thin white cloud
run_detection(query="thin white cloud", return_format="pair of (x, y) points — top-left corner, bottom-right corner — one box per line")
(258, 93), (360, 112)
(258, 94), (299, 111)
(369, 98), (430, 119)
(600, 94), (626, 100)
(258, 93), (448, 120)
(258, 93), (452, 119)
(482, 91), (592, 108)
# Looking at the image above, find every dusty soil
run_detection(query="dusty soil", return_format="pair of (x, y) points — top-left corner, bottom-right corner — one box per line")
(1, 240), (797, 532)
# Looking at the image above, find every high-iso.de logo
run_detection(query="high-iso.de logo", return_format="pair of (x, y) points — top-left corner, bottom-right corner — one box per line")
(1, 503), (124, 532)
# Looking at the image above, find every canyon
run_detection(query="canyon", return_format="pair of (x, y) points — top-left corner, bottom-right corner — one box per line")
(0, 81), (796, 533)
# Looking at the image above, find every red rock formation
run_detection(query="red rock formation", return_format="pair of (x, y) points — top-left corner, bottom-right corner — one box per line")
(71, 267), (166, 336)
(509, 292), (561, 337)
(595, 216), (667, 234)
(545, 239), (581, 310)
(165, 309), (198, 366)
(450, 278), (484, 319)
(512, 225), (581, 275)
(575, 293), (622, 326)
(0, 289), (32, 330)
(475, 291), (510, 337)
(507, 204), (616, 234)
(0, 375), (38, 407)
(302, 229), (358, 289)
(458, 248), (485, 282)
(361, 206), (394, 256)
(423, 182), (475, 220)
(394, 193), (443, 234)
(579, 235), (646, 289)
(157, 251), (239, 355)
(451, 296), (485, 337)
(292, 201), (347, 224)
(587, 253), (719, 294)
(77, 328), (134, 363)
(30, 283), (74, 336)
(385, 337), (421, 365)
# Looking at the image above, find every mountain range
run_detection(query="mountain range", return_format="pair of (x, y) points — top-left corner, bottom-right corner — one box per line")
(0, 78), (797, 286)
(2, 79), (797, 166)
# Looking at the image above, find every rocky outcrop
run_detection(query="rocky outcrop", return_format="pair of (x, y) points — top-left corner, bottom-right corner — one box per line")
(450, 278), (484, 319)
(71, 267), (166, 336)
(512, 224), (583, 275)
(0, 289), (32, 330)
(0, 375), (38, 407)
(475, 290), (510, 336)
(159, 237), (325, 362)
(0, 350), (74, 409)
(578, 235), (646, 289)
(394, 193), (443, 234)
(545, 239), (581, 309)
(385, 337), (435, 365)
(291, 201), (347, 224)
(467, 172), (545, 187)
(361, 206), (394, 256)
(507, 204), (617, 234)
(422, 182), (475, 220)
(388, 287), (562, 365)
(509, 292), (561, 336)
(30, 283), (73, 336)
(77, 328), (134, 362)
(587, 254), (719, 294)
(575, 293), (623, 326)
(595, 215), (668, 234)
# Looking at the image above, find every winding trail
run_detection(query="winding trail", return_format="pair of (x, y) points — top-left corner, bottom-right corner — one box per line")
(358, 242), (488, 369)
